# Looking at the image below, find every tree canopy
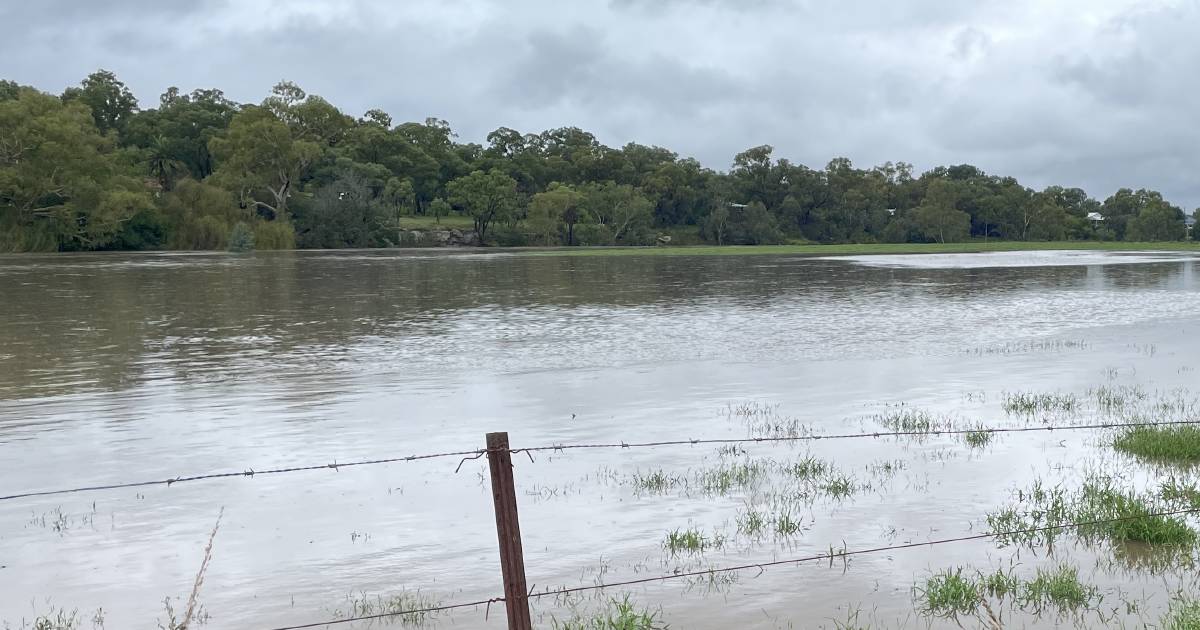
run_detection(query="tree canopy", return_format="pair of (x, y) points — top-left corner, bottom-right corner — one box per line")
(1, 71), (1195, 252)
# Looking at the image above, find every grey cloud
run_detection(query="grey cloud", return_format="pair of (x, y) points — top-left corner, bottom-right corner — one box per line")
(1, 0), (1199, 208)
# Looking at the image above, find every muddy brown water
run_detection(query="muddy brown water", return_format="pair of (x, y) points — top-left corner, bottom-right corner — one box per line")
(2, 249), (1200, 629)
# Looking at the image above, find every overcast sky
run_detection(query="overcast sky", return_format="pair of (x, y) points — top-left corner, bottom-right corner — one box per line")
(2, 0), (1198, 208)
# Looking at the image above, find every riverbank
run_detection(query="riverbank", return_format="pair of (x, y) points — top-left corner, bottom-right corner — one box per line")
(523, 240), (1200, 257)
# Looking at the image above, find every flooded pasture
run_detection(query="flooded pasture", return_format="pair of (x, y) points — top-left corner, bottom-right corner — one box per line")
(2, 248), (1200, 629)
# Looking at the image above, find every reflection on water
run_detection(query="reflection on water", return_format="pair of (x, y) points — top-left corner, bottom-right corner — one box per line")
(1, 249), (1199, 629)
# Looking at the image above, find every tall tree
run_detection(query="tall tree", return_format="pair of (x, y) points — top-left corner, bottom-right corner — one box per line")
(208, 107), (321, 220)
(446, 169), (518, 243)
(61, 70), (139, 136)
(0, 88), (152, 251)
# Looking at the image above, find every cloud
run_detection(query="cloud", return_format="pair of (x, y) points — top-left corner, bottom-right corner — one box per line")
(1, 0), (1197, 207)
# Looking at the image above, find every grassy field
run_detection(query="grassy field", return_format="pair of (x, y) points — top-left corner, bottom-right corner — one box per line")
(521, 240), (1200, 257)
(395, 214), (476, 230)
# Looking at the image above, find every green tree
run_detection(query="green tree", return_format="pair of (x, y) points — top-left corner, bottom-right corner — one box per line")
(913, 180), (970, 243)
(0, 88), (152, 251)
(61, 69), (139, 136)
(209, 107), (320, 220)
(529, 184), (586, 245)
(581, 182), (654, 245)
(295, 174), (378, 248)
(1127, 203), (1186, 241)
(161, 179), (248, 250)
(446, 169), (518, 244)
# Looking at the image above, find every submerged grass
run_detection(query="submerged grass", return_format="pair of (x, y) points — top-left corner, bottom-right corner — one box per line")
(663, 527), (723, 555)
(917, 564), (1099, 619)
(963, 429), (993, 449)
(1114, 426), (1200, 464)
(330, 591), (441, 626)
(551, 595), (666, 630)
(988, 477), (1198, 549)
(1003, 391), (1079, 415)
(873, 407), (948, 433)
(1161, 596), (1200, 630)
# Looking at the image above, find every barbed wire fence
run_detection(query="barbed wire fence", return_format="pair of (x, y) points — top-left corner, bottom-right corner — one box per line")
(3, 419), (1199, 629)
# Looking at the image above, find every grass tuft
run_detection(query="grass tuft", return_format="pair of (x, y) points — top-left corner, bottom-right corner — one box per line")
(663, 527), (722, 555)
(1003, 391), (1078, 415)
(551, 595), (666, 630)
(1114, 426), (1200, 464)
(1161, 596), (1200, 630)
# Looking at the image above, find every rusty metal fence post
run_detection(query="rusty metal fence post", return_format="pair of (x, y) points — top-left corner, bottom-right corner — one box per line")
(486, 432), (532, 630)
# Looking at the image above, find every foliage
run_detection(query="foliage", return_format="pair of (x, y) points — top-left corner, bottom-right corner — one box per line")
(227, 222), (255, 252)
(446, 169), (518, 243)
(1114, 426), (1200, 464)
(5, 70), (1199, 252)
(0, 87), (153, 251)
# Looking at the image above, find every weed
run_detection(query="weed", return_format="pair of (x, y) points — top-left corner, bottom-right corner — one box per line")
(1114, 426), (1200, 464)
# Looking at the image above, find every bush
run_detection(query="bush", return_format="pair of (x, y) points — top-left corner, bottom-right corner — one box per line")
(227, 222), (255, 252)
(252, 220), (295, 250)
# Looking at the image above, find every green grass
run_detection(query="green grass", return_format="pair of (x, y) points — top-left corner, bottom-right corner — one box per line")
(551, 595), (667, 630)
(785, 456), (831, 481)
(916, 565), (1098, 619)
(1002, 391), (1079, 415)
(874, 407), (948, 433)
(697, 461), (766, 494)
(1162, 596), (1200, 630)
(1114, 426), (1200, 464)
(963, 429), (994, 449)
(330, 590), (441, 626)
(521, 241), (1200, 258)
(916, 569), (982, 617)
(989, 478), (1198, 548)
(630, 469), (685, 494)
(663, 527), (722, 555)
(1019, 565), (1098, 612)
(394, 214), (476, 230)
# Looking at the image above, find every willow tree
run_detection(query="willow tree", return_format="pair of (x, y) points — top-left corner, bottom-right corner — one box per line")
(0, 88), (151, 251)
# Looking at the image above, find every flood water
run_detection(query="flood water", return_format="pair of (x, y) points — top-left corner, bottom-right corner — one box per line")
(3, 249), (1200, 629)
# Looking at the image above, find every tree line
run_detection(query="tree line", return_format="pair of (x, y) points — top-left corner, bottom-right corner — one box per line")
(2, 70), (1197, 252)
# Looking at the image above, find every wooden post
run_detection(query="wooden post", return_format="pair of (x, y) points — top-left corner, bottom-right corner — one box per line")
(486, 432), (532, 630)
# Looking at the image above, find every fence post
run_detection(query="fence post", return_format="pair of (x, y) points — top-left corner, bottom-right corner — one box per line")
(486, 432), (532, 630)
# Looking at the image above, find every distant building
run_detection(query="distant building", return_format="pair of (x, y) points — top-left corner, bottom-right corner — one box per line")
(885, 208), (898, 216)
(1086, 212), (1105, 222)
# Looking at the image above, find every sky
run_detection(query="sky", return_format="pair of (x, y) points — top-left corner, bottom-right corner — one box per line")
(2, 0), (1199, 208)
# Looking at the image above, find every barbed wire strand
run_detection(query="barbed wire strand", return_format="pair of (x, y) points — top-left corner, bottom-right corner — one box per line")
(3, 419), (1195, 503)
(0, 448), (487, 502)
(263, 506), (1200, 629)
(513, 419), (1200, 455)
(264, 596), (504, 630)
(526, 505), (1200, 600)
